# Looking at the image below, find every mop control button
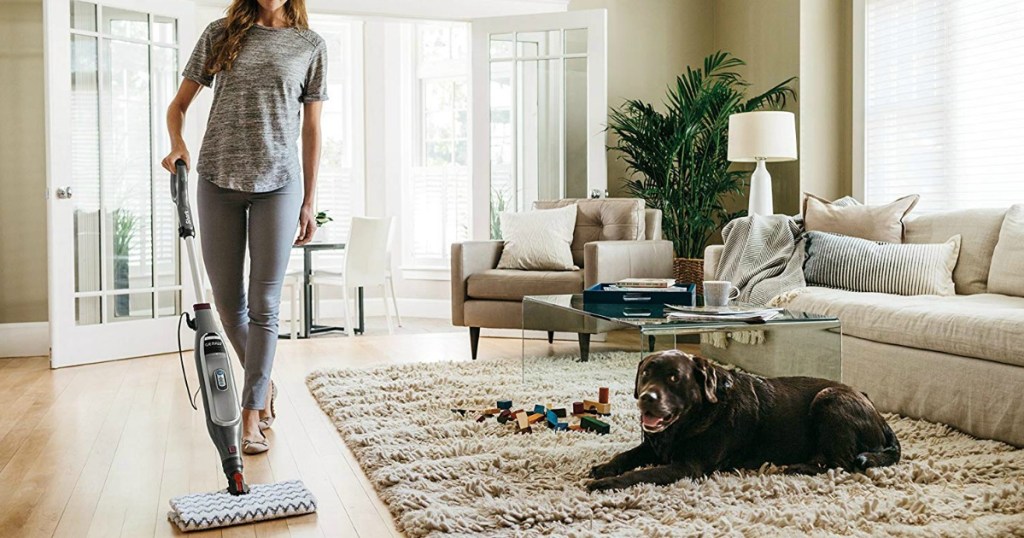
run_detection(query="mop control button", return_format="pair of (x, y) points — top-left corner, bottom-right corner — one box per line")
(214, 369), (228, 390)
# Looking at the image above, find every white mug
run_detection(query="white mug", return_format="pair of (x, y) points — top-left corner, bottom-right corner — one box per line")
(703, 280), (740, 307)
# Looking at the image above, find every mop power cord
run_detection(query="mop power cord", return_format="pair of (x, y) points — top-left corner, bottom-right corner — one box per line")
(168, 160), (316, 531)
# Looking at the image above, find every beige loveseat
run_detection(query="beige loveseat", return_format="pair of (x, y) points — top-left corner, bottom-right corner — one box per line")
(452, 198), (674, 360)
(705, 206), (1024, 447)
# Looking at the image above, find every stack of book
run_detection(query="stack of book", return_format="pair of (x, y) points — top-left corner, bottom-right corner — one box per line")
(605, 278), (678, 291)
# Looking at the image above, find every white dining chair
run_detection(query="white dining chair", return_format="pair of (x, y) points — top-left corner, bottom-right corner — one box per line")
(385, 223), (402, 327)
(281, 270), (302, 340)
(310, 216), (396, 335)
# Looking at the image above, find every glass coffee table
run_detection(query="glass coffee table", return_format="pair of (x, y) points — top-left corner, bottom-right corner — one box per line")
(522, 294), (842, 381)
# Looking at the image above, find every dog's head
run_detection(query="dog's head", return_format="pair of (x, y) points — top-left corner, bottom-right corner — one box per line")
(633, 350), (725, 434)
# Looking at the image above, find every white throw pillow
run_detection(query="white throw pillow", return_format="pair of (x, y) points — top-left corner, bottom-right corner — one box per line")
(497, 204), (578, 271)
(988, 204), (1024, 297)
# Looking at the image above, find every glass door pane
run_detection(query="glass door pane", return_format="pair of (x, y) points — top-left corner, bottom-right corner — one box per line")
(489, 61), (513, 238)
(102, 37), (154, 323)
(71, 33), (101, 305)
(564, 57), (588, 199)
(152, 45), (179, 316)
(517, 58), (563, 203)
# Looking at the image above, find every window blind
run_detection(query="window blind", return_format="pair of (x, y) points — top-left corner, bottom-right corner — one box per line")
(864, 0), (1024, 212)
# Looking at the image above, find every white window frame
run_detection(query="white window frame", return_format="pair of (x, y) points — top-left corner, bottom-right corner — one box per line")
(400, 21), (472, 276)
(852, 0), (866, 202)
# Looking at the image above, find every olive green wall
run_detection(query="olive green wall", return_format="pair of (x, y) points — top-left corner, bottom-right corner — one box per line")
(0, 0), (48, 323)
(712, 0), (802, 216)
(570, 0), (715, 198)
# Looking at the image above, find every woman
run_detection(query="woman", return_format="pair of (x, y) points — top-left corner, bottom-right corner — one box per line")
(161, 0), (326, 454)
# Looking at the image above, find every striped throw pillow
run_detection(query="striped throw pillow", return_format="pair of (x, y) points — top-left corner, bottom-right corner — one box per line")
(804, 231), (961, 296)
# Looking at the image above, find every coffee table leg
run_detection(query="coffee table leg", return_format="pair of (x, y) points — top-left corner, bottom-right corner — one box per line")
(578, 333), (590, 362)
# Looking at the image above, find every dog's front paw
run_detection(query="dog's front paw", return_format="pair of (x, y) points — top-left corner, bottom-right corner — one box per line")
(589, 462), (621, 479)
(586, 477), (627, 492)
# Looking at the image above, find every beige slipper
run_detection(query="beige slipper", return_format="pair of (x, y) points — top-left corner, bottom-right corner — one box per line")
(242, 431), (269, 455)
(259, 381), (277, 431)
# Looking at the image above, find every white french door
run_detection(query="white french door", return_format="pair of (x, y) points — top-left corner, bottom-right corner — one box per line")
(471, 9), (607, 240)
(44, 0), (196, 367)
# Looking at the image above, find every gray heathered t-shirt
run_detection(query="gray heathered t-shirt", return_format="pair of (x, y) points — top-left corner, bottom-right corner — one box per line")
(182, 19), (328, 192)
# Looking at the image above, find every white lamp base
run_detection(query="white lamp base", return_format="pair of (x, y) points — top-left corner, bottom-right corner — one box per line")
(748, 159), (774, 216)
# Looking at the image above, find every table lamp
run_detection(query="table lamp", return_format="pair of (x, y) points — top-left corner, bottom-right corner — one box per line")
(727, 111), (797, 216)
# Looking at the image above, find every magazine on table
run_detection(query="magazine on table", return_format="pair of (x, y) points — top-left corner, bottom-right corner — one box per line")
(664, 304), (784, 323)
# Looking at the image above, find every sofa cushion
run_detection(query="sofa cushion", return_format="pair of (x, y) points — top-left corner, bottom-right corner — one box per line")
(988, 204), (1024, 297)
(534, 199), (646, 267)
(803, 231), (960, 296)
(803, 193), (919, 243)
(466, 269), (584, 301)
(783, 287), (1024, 368)
(496, 204), (578, 271)
(904, 207), (1007, 295)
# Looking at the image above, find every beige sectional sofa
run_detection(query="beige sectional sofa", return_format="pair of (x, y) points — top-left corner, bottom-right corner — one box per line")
(705, 206), (1024, 447)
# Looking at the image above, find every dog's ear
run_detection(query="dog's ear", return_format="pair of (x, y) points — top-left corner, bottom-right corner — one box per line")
(634, 354), (654, 399)
(693, 355), (719, 404)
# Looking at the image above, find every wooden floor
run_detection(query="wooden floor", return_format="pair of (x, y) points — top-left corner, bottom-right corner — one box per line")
(0, 319), (642, 538)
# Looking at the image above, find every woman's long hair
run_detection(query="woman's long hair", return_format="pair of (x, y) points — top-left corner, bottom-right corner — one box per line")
(205, 0), (308, 75)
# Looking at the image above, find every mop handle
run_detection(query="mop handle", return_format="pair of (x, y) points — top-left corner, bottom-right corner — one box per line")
(171, 159), (207, 305)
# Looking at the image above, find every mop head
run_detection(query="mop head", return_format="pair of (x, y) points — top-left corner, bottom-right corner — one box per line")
(167, 479), (317, 532)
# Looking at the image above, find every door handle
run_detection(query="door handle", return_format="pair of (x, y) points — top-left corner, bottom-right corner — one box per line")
(56, 186), (73, 199)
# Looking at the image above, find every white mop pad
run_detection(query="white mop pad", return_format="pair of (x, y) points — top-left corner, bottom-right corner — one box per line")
(167, 479), (317, 531)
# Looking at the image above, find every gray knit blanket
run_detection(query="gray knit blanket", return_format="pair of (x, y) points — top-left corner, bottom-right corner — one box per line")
(714, 214), (807, 305)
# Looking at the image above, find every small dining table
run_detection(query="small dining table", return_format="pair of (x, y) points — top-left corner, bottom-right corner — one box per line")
(287, 241), (364, 338)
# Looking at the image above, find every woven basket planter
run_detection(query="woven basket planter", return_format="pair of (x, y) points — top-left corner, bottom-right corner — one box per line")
(673, 257), (704, 295)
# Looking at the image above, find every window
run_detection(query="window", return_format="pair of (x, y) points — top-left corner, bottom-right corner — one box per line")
(402, 23), (471, 270)
(862, 0), (1024, 212)
(307, 16), (364, 243)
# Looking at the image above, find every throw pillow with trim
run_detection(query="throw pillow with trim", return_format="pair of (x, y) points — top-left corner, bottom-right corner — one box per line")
(803, 193), (919, 243)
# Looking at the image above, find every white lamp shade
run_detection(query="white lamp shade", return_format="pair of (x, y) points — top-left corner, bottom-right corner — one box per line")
(727, 111), (797, 163)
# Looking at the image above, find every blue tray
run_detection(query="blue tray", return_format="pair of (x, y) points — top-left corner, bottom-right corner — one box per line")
(583, 283), (696, 307)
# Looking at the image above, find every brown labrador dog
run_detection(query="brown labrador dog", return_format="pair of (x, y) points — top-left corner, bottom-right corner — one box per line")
(587, 350), (900, 491)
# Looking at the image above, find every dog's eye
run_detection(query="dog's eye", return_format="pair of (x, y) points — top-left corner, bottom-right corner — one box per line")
(669, 375), (678, 383)
(641, 370), (649, 378)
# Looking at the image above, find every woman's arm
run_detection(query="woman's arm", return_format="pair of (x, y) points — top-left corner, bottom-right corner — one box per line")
(295, 101), (323, 246)
(161, 78), (203, 173)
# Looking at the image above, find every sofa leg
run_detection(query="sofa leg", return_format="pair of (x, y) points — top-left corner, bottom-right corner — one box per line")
(547, 331), (554, 344)
(469, 327), (480, 360)
(578, 333), (590, 362)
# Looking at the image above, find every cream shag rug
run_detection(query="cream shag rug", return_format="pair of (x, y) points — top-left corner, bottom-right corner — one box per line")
(306, 352), (1024, 537)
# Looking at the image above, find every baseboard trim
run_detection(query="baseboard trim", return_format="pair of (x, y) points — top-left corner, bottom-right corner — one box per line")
(0, 322), (50, 358)
(283, 298), (452, 320)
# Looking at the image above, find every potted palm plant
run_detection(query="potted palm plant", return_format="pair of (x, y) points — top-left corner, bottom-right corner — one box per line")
(607, 52), (796, 289)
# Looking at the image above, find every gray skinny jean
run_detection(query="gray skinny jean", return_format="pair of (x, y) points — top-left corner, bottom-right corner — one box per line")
(197, 178), (302, 410)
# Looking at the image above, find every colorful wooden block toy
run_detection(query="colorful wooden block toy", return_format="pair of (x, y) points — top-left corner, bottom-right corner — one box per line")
(580, 416), (610, 435)
(599, 387), (610, 404)
(583, 400), (611, 416)
(515, 411), (530, 430)
(497, 400), (513, 410)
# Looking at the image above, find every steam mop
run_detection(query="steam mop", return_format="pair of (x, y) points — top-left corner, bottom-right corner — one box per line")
(166, 159), (317, 532)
